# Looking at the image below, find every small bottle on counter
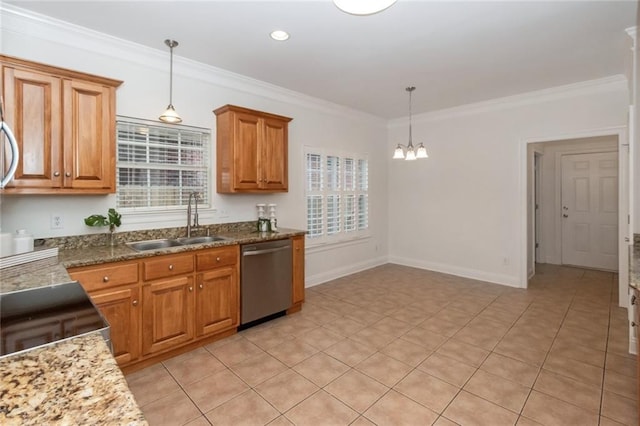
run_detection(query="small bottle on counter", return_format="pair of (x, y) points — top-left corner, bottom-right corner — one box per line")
(0, 230), (13, 257)
(13, 229), (34, 254)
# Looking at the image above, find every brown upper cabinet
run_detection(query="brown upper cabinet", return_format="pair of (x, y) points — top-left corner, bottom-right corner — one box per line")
(214, 104), (292, 193)
(1, 55), (122, 194)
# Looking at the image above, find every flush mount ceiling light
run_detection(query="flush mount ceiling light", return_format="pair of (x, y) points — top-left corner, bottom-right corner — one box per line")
(270, 30), (290, 41)
(393, 86), (428, 161)
(159, 39), (182, 124)
(333, 0), (397, 15)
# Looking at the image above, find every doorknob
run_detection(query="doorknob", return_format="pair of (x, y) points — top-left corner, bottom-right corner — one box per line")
(563, 214), (568, 218)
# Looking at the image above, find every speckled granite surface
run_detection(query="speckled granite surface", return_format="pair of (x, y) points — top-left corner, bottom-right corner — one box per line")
(1, 225), (304, 293)
(631, 234), (640, 290)
(0, 333), (147, 425)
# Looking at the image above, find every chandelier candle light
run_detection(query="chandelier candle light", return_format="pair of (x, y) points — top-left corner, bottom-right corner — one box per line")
(393, 86), (428, 161)
(159, 39), (182, 124)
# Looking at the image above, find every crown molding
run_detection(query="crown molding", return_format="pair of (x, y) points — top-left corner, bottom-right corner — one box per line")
(387, 75), (628, 128)
(0, 3), (385, 126)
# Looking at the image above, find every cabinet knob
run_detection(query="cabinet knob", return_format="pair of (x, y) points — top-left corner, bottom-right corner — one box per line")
(103, 276), (109, 283)
(54, 171), (60, 177)
(65, 172), (71, 178)
(189, 286), (193, 292)
(216, 257), (221, 262)
(199, 284), (203, 289)
(169, 264), (174, 271)
(132, 300), (138, 306)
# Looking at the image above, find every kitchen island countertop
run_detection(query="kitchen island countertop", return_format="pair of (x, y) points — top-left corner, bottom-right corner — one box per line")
(0, 333), (147, 425)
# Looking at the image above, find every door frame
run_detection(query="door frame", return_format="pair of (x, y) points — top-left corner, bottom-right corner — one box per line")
(520, 126), (629, 307)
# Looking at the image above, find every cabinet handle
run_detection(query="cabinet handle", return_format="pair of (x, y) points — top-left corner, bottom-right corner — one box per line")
(189, 286), (193, 292)
(132, 300), (138, 306)
(199, 284), (203, 289)
(168, 264), (174, 271)
(65, 172), (71, 178)
(54, 171), (60, 177)
(103, 276), (109, 283)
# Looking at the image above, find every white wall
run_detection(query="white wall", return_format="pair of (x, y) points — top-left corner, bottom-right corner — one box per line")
(388, 79), (629, 287)
(0, 5), (389, 284)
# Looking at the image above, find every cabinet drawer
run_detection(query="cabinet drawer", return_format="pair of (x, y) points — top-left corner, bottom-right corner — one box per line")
(69, 262), (139, 292)
(196, 246), (238, 271)
(143, 253), (194, 281)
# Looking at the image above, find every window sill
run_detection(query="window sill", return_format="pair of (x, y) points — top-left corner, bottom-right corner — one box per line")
(306, 234), (371, 254)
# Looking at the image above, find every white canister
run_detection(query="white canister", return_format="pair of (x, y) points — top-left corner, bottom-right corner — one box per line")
(13, 229), (34, 254)
(0, 231), (13, 257)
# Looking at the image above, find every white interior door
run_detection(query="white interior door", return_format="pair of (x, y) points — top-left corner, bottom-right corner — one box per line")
(561, 152), (618, 271)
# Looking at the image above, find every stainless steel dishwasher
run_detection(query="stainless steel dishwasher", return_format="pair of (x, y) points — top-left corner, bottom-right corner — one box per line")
(241, 239), (292, 325)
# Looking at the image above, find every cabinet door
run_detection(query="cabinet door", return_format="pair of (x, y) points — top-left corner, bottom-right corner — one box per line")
(90, 285), (140, 365)
(233, 111), (261, 190)
(292, 236), (305, 305)
(261, 117), (288, 191)
(142, 276), (194, 355)
(62, 79), (115, 191)
(196, 267), (238, 337)
(2, 66), (62, 188)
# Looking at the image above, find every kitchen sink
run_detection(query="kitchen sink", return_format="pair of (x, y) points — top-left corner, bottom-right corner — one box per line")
(176, 236), (227, 245)
(127, 235), (229, 252)
(126, 239), (185, 252)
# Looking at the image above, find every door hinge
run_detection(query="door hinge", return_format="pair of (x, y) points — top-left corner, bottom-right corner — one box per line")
(535, 242), (539, 248)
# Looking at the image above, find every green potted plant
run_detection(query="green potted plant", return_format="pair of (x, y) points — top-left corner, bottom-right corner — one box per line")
(84, 208), (122, 246)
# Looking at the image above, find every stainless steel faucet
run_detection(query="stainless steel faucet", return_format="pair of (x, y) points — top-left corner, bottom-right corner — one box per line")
(186, 191), (200, 237)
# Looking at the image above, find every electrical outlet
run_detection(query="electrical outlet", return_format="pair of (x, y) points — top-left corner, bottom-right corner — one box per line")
(50, 214), (63, 229)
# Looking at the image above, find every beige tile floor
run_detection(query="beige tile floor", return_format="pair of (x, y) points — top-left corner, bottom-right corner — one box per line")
(126, 263), (638, 426)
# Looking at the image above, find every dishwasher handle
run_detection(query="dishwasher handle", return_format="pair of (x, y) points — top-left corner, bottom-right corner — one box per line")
(242, 245), (291, 257)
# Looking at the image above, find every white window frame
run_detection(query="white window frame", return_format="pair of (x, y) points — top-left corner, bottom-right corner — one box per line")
(115, 116), (215, 228)
(305, 147), (370, 247)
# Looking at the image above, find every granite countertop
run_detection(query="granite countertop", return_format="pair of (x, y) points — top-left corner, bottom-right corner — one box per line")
(630, 239), (640, 290)
(0, 223), (304, 425)
(1, 227), (305, 293)
(0, 333), (146, 425)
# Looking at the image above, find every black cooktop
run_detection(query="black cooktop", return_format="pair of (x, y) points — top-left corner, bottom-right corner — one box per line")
(0, 281), (110, 357)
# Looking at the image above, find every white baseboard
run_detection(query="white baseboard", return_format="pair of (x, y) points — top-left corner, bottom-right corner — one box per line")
(387, 255), (522, 288)
(305, 255), (388, 288)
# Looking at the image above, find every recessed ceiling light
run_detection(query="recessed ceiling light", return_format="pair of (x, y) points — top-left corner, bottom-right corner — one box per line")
(333, 0), (397, 15)
(270, 30), (290, 41)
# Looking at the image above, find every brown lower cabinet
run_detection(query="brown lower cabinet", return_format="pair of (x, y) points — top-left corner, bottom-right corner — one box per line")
(88, 285), (140, 365)
(196, 267), (238, 337)
(142, 275), (195, 355)
(291, 235), (305, 310)
(70, 239), (301, 370)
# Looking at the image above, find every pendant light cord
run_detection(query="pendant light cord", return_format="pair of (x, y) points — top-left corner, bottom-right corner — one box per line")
(407, 86), (415, 149)
(169, 43), (174, 106)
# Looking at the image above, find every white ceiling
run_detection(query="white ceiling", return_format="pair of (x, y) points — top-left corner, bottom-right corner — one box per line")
(6, 0), (637, 119)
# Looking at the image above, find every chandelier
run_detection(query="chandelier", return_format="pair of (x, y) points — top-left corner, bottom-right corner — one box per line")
(393, 86), (428, 161)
